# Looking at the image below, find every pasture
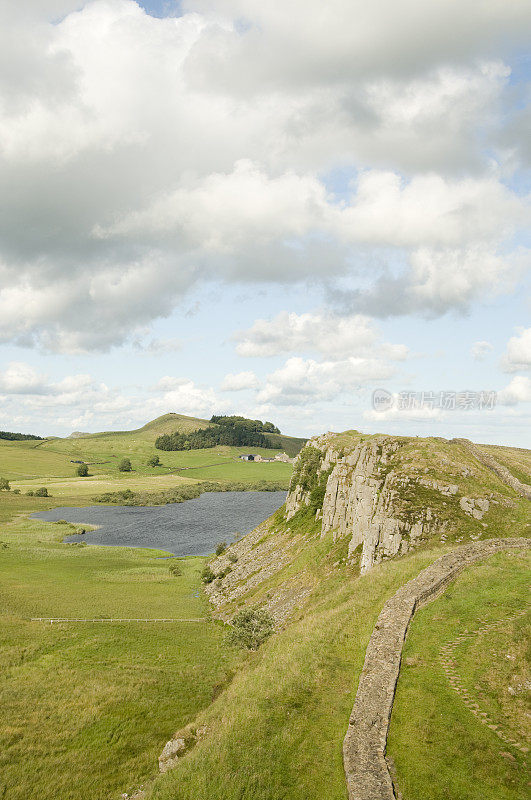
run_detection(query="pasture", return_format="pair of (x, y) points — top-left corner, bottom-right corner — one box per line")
(0, 514), (240, 800)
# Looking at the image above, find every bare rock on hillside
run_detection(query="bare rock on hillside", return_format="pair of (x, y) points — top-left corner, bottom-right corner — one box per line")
(159, 738), (186, 773)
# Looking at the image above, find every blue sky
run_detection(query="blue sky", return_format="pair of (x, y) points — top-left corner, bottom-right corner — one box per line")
(0, 1), (530, 445)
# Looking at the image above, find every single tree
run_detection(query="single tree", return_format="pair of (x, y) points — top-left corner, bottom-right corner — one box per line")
(229, 608), (274, 650)
(77, 463), (89, 477)
(147, 454), (160, 467)
(0, 477), (10, 491)
(215, 541), (228, 556)
(35, 487), (49, 497)
(118, 457), (132, 472)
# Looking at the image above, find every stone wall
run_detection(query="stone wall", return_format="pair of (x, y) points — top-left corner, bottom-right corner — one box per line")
(342, 537), (530, 800)
(454, 438), (531, 500)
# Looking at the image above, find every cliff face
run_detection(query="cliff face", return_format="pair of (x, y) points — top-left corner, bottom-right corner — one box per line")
(284, 432), (506, 573)
(205, 430), (528, 622)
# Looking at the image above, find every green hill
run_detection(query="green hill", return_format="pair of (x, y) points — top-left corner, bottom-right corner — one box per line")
(0, 413), (304, 499)
(2, 426), (527, 800)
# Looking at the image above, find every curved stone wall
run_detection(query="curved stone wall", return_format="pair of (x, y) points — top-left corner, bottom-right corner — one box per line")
(343, 537), (530, 800)
(454, 438), (531, 500)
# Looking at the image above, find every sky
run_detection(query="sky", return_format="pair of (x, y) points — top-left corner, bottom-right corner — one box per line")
(0, 0), (530, 445)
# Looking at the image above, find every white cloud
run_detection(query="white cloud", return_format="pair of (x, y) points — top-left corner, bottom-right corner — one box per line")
(150, 376), (217, 416)
(0, 1), (529, 350)
(336, 171), (526, 249)
(0, 362), (49, 394)
(234, 310), (408, 359)
(497, 375), (531, 405)
(364, 403), (443, 422)
(257, 355), (396, 405)
(501, 327), (531, 372)
(132, 336), (182, 354)
(0, 363), (220, 434)
(220, 371), (259, 391)
(185, 1), (531, 90)
(471, 340), (493, 361)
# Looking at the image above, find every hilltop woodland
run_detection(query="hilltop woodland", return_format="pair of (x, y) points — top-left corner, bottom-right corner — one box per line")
(156, 415), (281, 451)
(0, 430), (42, 441)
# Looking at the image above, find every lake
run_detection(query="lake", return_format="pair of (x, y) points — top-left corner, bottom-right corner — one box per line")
(32, 490), (286, 556)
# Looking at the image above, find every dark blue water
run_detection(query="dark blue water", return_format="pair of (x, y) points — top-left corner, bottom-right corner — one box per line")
(32, 491), (285, 556)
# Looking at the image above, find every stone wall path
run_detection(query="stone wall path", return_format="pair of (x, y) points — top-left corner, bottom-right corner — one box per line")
(343, 537), (530, 800)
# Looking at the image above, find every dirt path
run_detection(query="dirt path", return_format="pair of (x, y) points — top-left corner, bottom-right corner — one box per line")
(343, 537), (530, 800)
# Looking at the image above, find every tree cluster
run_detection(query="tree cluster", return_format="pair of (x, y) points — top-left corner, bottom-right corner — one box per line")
(156, 415), (279, 452)
(210, 415), (280, 434)
(0, 431), (42, 441)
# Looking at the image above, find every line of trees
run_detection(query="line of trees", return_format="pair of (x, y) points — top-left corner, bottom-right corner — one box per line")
(0, 431), (43, 441)
(155, 415), (281, 452)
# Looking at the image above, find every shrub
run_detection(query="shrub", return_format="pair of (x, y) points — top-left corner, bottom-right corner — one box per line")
(26, 490), (34, 496)
(118, 458), (132, 472)
(77, 463), (89, 477)
(227, 551), (238, 563)
(229, 607), (274, 650)
(35, 487), (49, 497)
(215, 541), (228, 556)
(169, 561), (182, 577)
(147, 455), (161, 467)
(0, 477), (10, 491)
(12, 488), (20, 494)
(217, 566), (232, 580)
(201, 565), (215, 584)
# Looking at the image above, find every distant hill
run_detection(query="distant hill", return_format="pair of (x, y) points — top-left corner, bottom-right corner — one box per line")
(63, 413), (306, 456)
(66, 413), (215, 441)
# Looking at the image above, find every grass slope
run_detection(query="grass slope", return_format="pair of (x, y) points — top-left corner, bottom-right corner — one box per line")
(144, 544), (455, 800)
(0, 413), (298, 496)
(388, 549), (530, 800)
(0, 516), (240, 800)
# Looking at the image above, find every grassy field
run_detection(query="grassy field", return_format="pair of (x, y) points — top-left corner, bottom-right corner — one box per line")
(139, 543), (455, 800)
(0, 412), (304, 479)
(0, 413), (295, 502)
(0, 513), (241, 800)
(0, 413), (293, 800)
(388, 549), (530, 800)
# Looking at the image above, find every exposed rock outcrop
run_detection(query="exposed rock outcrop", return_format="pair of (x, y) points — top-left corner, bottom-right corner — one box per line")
(206, 431), (529, 623)
(204, 520), (315, 626)
(284, 432), (528, 574)
(286, 436), (450, 573)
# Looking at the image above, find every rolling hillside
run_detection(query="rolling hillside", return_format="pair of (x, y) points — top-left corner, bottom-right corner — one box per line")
(0, 413), (304, 506)
(140, 429), (530, 800)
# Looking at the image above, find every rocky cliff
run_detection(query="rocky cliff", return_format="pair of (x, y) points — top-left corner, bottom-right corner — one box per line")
(205, 430), (529, 621)
(284, 431), (524, 573)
